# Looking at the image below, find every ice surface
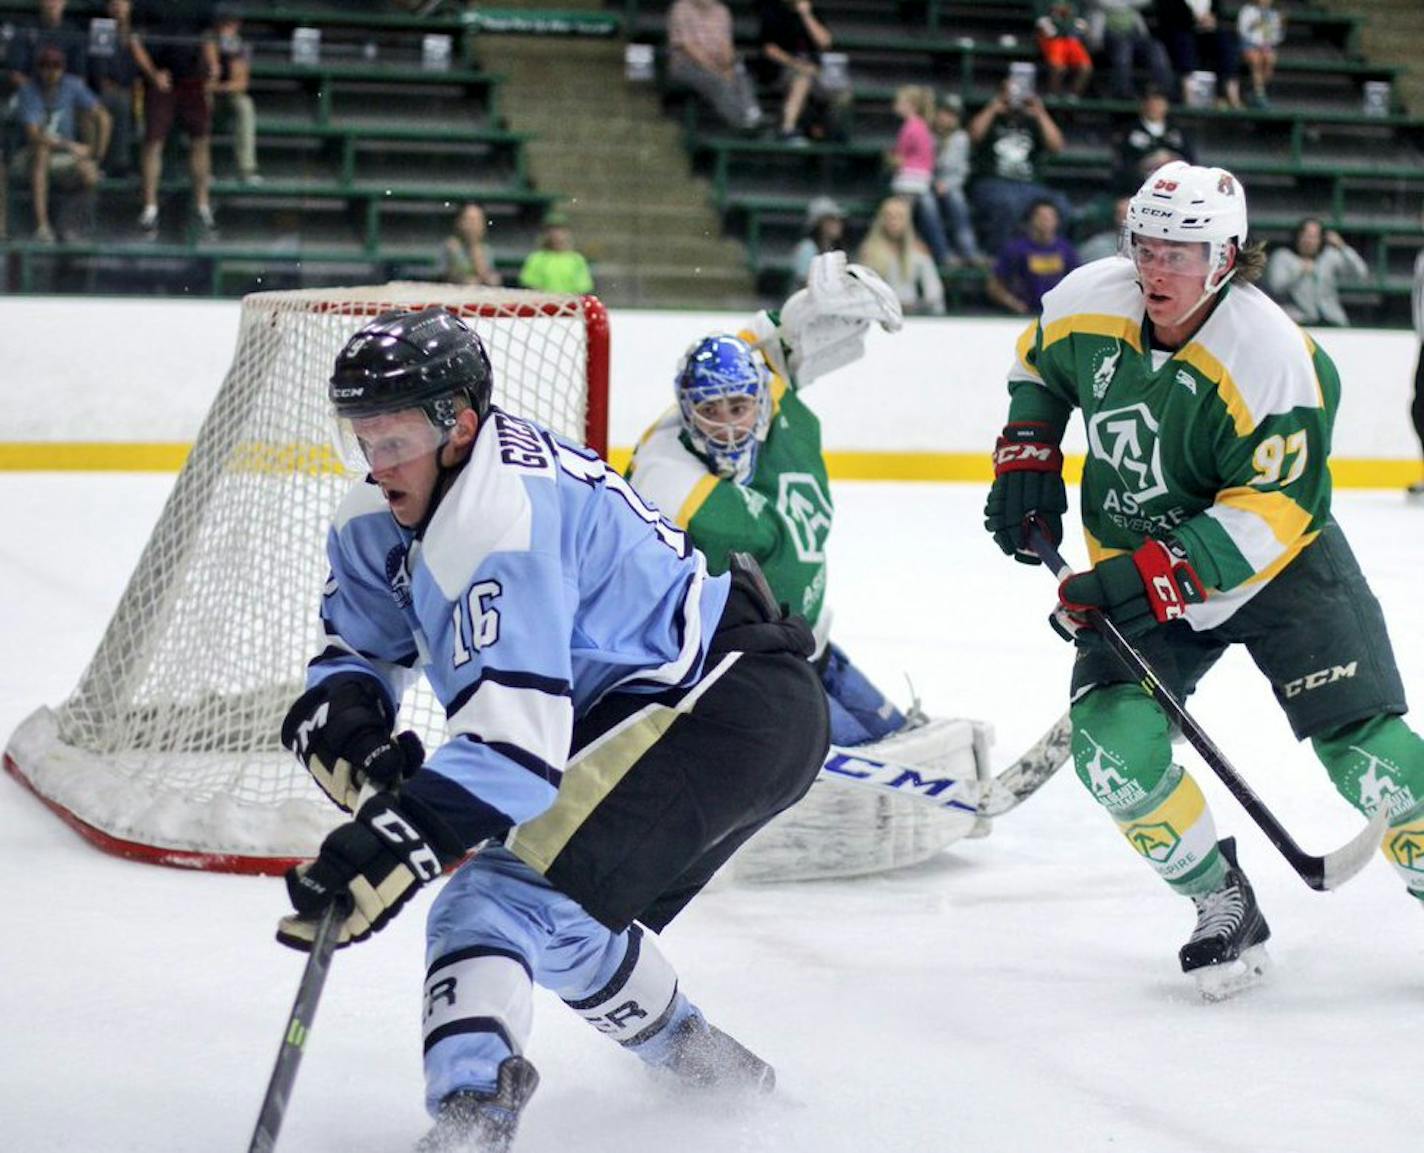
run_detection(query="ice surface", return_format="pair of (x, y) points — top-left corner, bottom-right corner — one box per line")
(2, 475), (1418, 1152)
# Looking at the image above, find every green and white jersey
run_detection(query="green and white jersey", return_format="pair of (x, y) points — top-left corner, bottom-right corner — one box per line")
(1006, 257), (1340, 629)
(628, 364), (835, 639)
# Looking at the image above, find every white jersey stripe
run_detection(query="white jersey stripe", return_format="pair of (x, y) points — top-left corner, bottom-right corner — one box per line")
(447, 677), (574, 772)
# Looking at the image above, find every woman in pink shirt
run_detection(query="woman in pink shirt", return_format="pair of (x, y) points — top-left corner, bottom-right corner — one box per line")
(889, 85), (950, 267)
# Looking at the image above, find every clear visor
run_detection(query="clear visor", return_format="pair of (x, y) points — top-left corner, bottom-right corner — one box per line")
(691, 395), (760, 449)
(335, 408), (446, 473)
(1128, 236), (1214, 278)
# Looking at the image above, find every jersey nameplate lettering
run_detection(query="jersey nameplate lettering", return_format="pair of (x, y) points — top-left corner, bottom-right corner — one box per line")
(494, 411), (555, 474)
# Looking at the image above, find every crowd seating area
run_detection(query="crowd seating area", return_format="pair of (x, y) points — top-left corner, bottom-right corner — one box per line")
(0, 1), (557, 295)
(638, 0), (1423, 324)
(0, 0), (1419, 327)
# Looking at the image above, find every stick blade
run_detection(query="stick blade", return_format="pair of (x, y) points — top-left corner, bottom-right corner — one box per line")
(1314, 803), (1390, 891)
(977, 713), (1073, 818)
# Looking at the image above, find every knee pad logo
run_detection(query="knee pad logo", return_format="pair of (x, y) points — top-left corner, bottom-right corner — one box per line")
(1386, 827), (1424, 874)
(1125, 821), (1181, 863)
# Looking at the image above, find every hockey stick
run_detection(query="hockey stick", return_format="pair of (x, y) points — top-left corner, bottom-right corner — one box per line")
(819, 711), (1072, 819)
(1026, 524), (1387, 891)
(247, 899), (346, 1153)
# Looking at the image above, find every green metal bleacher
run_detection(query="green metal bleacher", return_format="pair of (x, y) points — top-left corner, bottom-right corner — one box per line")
(628, 0), (1422, 322)
(0, 2), (561, 295)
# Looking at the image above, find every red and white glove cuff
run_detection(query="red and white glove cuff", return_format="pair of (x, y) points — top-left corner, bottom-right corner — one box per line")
(1132, 539), (1207, 623)
(992, 422), (1064, 475)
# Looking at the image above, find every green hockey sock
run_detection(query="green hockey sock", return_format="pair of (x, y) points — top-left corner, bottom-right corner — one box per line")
(1071, 686), (1224, 895)
(1315, 714), (1424, 896)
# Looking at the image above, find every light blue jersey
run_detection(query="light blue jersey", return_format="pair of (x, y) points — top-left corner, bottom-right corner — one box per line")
(309, 408), (731, 848)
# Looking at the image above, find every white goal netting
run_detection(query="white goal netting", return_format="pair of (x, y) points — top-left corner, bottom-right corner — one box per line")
(5, 284), (608, 871)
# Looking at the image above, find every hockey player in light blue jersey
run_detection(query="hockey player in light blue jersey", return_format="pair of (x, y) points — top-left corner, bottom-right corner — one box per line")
(273, 308), (830, 1152)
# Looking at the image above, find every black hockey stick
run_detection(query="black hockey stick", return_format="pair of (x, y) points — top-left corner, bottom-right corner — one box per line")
(247, 899), (346, 1153)
(1027, 523), (1386, 891)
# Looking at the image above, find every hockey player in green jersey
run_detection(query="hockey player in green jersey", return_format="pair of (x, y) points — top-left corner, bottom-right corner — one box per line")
(628, 252), (909, 748)
(984, 160), (1424, 999)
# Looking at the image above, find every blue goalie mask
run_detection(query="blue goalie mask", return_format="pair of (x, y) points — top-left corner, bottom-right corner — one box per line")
(675, 334), (773, 484)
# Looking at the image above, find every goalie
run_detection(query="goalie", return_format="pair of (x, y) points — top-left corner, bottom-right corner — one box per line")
(628, 252), (914, 747)
(628, 253), (1001, 881)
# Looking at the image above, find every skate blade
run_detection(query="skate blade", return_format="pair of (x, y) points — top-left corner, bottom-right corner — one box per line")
(1192, 943), (1271, 1003)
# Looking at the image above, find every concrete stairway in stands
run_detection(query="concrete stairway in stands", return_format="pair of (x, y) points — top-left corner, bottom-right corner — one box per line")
(477, 6), (758, 309)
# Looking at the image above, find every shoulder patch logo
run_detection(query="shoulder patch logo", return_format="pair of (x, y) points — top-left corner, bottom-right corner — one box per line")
(1174, 368), (1198, 395)
(1091, 345), (1122, 399)
(385, 545), (412, 610)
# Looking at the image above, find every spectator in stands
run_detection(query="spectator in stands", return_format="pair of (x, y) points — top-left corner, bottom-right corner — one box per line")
(855, 195), (945, 316)
(1087, 0), (1173, 101)
(16, 43), (106, 241)
(1112, 87), (1195, 193)
(1410, 239), (1424, 499)
(985, 198), (1078, 315)
(209, 7), (261, 185)
(757, 0), (846, 145)
(441, 202), (503, 287)
(968, 77), (1072, 259)
(1154, 0), (1243, 109)
(131, 14), (218, 237)
(1237, 0), (1284, 109)
(1076, 194), (1129, 263)
(888, 84), (950, 268)
(519, 209), (594, 294)
(931, 92), (986, 267)
(1034, 0), (1093, 99)
(790, 194), (845, 286)
(666, 0), (763, 134)
(6, 0), (86, 90)
(1265, 217), (1369, 327)
(86, 0), (139, 178)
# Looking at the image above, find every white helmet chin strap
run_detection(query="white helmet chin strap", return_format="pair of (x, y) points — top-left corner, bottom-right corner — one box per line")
(1166, 264), (1237, 329)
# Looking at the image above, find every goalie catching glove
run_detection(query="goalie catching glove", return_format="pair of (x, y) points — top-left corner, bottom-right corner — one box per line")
(281, 673), (425, 812)
(277, 792), (464, 951)
(984, 422), (1067, 564)
(1053, 539), (1207, 642)
(765, 251), (903, 385)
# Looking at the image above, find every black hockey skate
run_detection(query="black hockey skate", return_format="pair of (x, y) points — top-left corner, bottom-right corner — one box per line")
(1178, 837), (1271, 1002)
(661, 1014), (776, 1094)
(415, 1056), (539, 1153)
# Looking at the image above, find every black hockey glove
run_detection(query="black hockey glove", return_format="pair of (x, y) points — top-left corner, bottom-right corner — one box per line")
(276, 792), (464, 951)
(281, 673), (425, 813)
(984, 422), (1067, 565)
(1053, 540), (1207, 642)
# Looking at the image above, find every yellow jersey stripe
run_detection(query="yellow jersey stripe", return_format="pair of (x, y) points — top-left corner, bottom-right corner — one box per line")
(675, 473), (720, 527)
(1040, 313), (1143, 355)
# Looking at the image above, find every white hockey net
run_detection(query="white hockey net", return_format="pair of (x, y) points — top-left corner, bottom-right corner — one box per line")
(5, 284), (609, 872)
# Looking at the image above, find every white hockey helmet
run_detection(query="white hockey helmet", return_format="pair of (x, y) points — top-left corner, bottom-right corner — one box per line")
(1125, 160), (1247, 283)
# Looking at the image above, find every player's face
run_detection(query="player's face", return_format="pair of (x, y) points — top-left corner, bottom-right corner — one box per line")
(1131, 236), (1213, 327)
(349, 408), (445, 527)
(692, 395), (759, 448)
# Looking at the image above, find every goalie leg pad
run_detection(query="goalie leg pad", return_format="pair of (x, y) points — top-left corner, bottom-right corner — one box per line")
(731, 716), (986, 883)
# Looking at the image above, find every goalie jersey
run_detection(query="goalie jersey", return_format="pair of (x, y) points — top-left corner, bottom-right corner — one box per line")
(308, 408), (730, 847)
(628, 336), (834, 642)
(1007, 257), (1341, 630)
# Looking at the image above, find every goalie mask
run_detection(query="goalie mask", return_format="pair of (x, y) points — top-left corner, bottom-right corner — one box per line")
(329, 307), (493, 470)
(676, 334), (773, 485)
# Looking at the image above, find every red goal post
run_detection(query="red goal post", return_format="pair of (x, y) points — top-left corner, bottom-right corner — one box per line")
(4, 284), (610, 874)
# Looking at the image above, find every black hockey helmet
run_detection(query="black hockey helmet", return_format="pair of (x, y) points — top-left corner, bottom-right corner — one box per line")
(329, 306), (494, 430)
